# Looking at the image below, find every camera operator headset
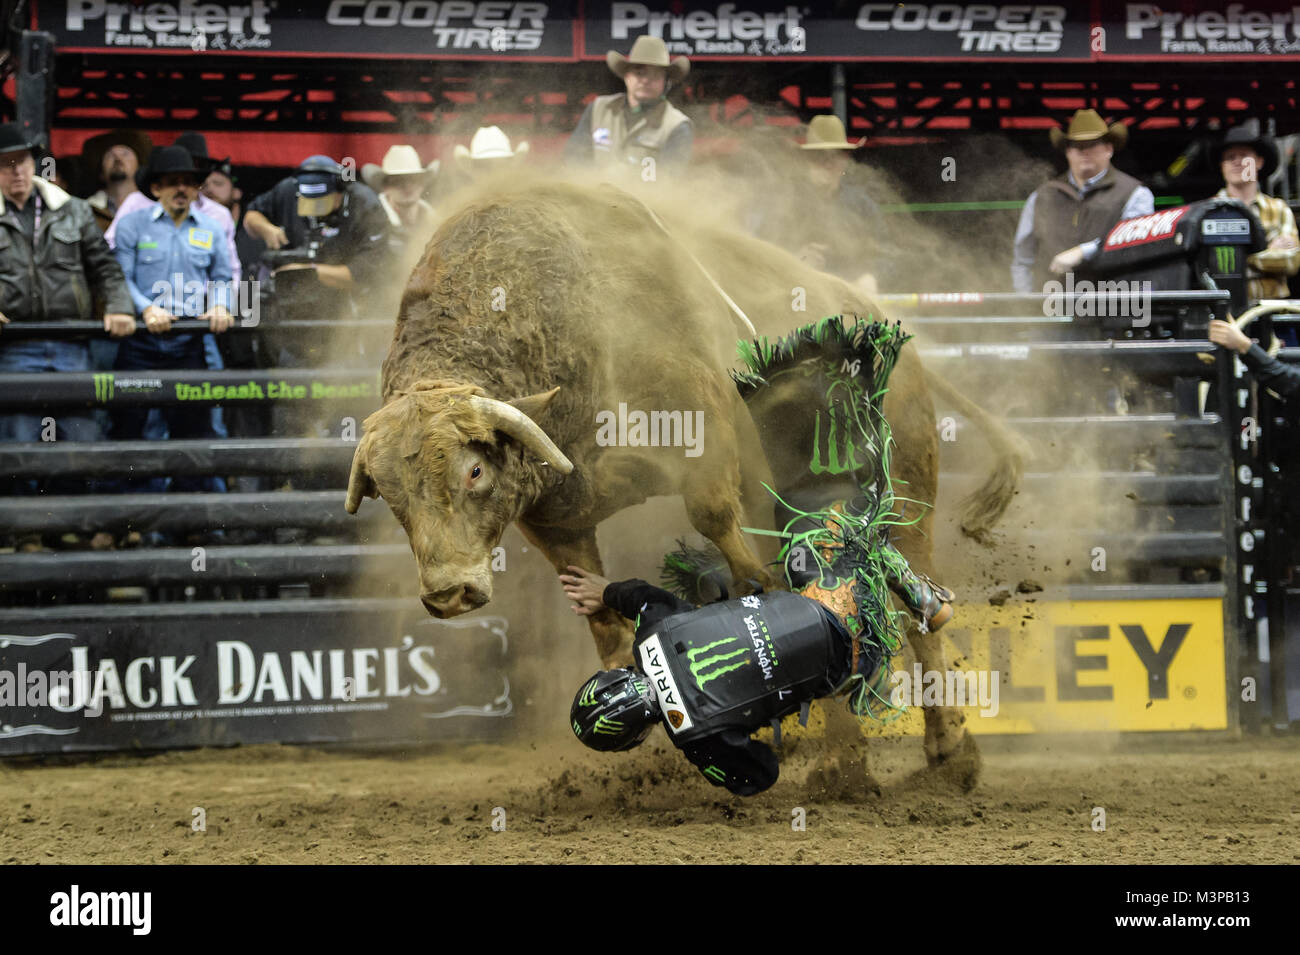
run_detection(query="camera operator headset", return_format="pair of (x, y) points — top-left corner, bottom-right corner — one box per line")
(243, 154), (389, 304)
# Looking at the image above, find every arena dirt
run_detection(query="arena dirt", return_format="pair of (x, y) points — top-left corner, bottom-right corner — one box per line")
(2, 733), (1296, 864)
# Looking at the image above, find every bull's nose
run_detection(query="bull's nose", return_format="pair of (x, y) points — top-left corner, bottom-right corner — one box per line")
(422, 584), (489, 617)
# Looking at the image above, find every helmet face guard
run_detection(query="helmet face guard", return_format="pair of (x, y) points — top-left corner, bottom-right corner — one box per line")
(570, 668), (660, 752)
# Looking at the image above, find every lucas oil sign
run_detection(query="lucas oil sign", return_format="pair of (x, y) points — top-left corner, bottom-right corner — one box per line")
(867, 597), (1228, 735)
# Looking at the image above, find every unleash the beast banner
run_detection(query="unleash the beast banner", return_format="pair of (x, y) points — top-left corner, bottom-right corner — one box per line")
(0, 600), (511, 754)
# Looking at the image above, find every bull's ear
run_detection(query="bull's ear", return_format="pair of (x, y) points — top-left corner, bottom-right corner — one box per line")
(345, 432), (378, 514)
(509, 386), (561, 421)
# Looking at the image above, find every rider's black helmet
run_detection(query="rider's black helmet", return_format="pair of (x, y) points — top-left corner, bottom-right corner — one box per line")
(570, 668), (660, 752)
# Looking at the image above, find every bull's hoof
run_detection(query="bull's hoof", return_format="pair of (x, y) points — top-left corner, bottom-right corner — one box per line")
(914, 730), (982, 793)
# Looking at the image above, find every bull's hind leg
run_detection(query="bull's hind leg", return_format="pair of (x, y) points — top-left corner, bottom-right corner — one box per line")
(891, 522), (981, 791)
(516, 519), (635, 669)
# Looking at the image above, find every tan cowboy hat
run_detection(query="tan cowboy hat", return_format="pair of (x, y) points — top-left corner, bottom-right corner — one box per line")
(362, 145), (440, 189)
(1050, 109), (1129, 152)
(799, 114), (865, 150)
(452, 126), (530, 162)
(607, 35), (690, 83)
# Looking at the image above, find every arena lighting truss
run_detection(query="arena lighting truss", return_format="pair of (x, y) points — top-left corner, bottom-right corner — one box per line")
(40, 56), (1300, 141)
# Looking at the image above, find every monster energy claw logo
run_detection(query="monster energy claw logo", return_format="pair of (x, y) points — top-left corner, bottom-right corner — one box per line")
(810, 407), (861, 476)
(93, 373), (114, 402)
(686, 637), (752, 688)
(703, 765), (726, 783)
(1215, 245), (1237, 273)
(592, 714), (624, 736)
(572, 719), (583, 737)
(578, 678), (600, 707)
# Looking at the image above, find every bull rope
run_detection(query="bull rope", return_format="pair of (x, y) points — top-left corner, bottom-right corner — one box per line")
(621, 191), (758, 338)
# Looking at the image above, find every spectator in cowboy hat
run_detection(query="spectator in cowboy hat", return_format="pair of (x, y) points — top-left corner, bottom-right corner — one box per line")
(444, 126), (529, 194)
(103, 133), (243, 452)
(0, 122), (134, 548)
(751, 115), (891, 293)
(362, 144), (439, 258)
(81, 128), (152, 232)
(1213, 120), (1300, 307)
(105, 132), (240, 284)
(1011, 108), (1154, 293)
(110, 145), (232, 496)
(564, 35), (693, 178)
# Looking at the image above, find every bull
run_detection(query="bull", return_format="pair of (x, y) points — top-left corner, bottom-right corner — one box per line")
(345, 180), (1023, 774)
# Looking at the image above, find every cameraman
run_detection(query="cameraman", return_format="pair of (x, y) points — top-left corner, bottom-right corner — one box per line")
(242, 155), (388, 316)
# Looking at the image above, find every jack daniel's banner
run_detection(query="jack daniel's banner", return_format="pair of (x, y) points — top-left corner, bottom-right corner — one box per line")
(0, 600), (511, 754)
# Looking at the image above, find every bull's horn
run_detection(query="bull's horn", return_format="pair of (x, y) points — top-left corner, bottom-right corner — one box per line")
(468, 394), (574, 474)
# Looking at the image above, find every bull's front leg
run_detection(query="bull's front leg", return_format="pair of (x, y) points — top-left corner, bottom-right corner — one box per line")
(681, 447), (782, 597)
(515, 519), (635, 669)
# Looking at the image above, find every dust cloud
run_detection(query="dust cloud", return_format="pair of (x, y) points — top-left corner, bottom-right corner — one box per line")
(340, 111), (1162, 759)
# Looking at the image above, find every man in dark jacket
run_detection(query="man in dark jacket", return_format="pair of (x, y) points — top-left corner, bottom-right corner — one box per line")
(0, 123), (135, 447)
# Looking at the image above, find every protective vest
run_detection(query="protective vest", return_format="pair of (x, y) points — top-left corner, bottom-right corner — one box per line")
(587, 93), (690, 168)
(634, 591), (849, 746)
(1031, 166), (1143, 292)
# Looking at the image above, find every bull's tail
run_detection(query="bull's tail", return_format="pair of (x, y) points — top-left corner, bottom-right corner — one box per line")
(924, 369), (1031, 540)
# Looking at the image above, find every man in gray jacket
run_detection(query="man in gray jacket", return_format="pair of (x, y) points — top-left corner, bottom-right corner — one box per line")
(0, 123), (135, 508)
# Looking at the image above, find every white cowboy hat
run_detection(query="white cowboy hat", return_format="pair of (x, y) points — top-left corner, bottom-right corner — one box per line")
(607, 35), (690, 83)
(361, 144), (439, 189)
(452, 126), (530, 162)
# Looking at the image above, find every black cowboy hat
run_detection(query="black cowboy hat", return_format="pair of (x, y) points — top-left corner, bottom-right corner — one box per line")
(0, 122), (41, 156)
(79, 128), (151, 177)
(173, 131), (231, 173)
(142, 145), (201, 192)
(1213, 119), (1279, 182)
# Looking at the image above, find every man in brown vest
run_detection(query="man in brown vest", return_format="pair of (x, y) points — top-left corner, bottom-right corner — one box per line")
(1012, 109), (1153, 293)
(564, 35), (693, 179)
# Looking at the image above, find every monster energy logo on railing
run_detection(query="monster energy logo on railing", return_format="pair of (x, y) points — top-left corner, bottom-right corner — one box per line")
(592, 714), (624, 736)
(686, 637), (752, 688)
(1215, 245), (1238, 273)
(93, 373), (114, 402)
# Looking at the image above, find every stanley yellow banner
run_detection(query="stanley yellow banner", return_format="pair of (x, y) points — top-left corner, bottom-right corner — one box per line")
(864, 597), (1228, 735)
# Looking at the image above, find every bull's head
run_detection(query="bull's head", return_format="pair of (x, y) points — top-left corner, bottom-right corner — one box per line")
(345, 380), (572, 617)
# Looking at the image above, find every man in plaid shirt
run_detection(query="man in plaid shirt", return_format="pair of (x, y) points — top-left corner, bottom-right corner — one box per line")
(1214, 121), (1300, 305)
